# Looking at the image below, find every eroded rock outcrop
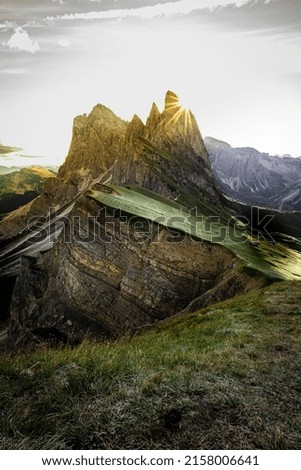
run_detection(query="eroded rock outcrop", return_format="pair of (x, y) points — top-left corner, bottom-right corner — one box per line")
(9, 195), (261, 347)
(0, 91), (221, 240)
(58, 105), (128, 183)
(57, 91), (222, 206)
(112, 91), (222, 203)
(2, 91), (260, 348)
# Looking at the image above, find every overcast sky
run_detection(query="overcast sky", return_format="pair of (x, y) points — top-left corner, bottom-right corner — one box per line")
(0, 0), (300, 165)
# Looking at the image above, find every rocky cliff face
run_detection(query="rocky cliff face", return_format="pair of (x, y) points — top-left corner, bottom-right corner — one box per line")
(0, 92), (221, 241)
(9, 194), (261, 347)
(112, 91), (221, 203)
(1, 92), (261, 348)
(58, 104), (128, 185)
(58, 91), (222, 204)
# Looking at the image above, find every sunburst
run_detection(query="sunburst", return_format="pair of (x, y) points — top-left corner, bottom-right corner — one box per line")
(165, 94), (193, 133)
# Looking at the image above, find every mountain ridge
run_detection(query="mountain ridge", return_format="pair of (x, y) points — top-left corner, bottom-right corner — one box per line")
(1, 92), (301, 349)
(0, 91), (223, 240)
(205, 136), (301, 212)
(57, 91), (221, 206)
(0, 91), (263, 348)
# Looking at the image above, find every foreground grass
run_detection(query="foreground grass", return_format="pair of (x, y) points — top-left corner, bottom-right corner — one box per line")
(1, 281), (301, 450)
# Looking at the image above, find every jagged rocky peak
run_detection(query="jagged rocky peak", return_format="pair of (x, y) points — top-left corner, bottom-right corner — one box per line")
(2, 91), (234, 347)
(59, 90), (211, 183)
(58, 102), (128, 180)
(57, 89), (221, 203)
(89, 103), (127, 127)
(164, 90), (181, 115)
(162, 90), (194, 124)
(126, 114), (145, 136)
(145, 102), (161, 132)
(143, 90), (209, 161)
(124, 114), (145, 159)
(71, 104), (125, 136)
(0, 90), (223, 241)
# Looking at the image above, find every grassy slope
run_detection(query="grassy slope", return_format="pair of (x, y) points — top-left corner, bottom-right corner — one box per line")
(1, 281), (300, 450)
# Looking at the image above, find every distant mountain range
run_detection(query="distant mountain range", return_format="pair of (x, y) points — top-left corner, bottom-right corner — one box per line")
(205, 137), (301, 212)
(0, 166), (21, 175)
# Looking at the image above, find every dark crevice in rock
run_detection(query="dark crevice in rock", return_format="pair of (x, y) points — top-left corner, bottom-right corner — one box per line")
(0, 275), (16, 323)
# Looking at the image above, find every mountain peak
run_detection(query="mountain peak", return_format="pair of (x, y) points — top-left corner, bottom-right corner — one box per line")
(204, 137), (232, 149)
(149, 102), (161, 120)
(145, 102), (161, 133)
(164, 90), (181, 115)
(130, 113), (144, 127)
(126, 114), (145, 139)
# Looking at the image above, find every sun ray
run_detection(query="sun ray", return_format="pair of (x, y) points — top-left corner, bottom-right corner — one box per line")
(164, 94), (194, 132)
(184, 108), (188, 133)
(166, 107), (184, 126)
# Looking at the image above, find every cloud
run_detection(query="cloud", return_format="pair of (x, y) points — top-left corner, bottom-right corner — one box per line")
(3, 27), (40, 53)
(57, 37), (71, 47)
(0, 68), (27, 75)
(192, 0), (301, 37)
(45, 0), (261, 21)
(0, 21), (17, 31)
